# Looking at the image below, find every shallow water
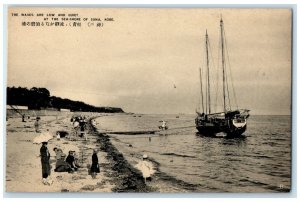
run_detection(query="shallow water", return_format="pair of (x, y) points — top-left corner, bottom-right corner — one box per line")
(95, 114), (291, 192)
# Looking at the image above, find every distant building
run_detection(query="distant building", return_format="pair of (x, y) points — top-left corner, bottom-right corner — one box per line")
(41, 107), (59, 111)
(6, 105), (28, 110)
(60, 108), (70, 112)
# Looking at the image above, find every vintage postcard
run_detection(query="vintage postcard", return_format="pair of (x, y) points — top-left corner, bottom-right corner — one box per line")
(6, 7), (292, 193)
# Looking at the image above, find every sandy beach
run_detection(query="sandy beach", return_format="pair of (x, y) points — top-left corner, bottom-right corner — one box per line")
(5, 112), (151, 193)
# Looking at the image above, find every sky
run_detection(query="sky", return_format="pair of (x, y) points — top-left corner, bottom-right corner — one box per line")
(7, 8), (292, 115)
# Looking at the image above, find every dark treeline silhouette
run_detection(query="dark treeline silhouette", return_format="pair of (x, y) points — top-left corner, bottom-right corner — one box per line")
(6, 86), (124, 113)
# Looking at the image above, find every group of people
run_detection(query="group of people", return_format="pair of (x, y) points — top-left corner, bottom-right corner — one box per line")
(40, 142), (101, 185)
(158, 120), (168, 130)
(39, 114), (101, 185)
(38, 114), (157, 186)
(53, 148), (80, 173)
(71, 115), (87, 140)
(40, 142), (155, 186)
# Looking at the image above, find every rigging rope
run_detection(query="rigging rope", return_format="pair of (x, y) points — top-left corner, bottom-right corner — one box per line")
(204, 36), (208, 114)
(223, 27), (238, 109)
(215, 31), (222, 112)
(205, 32), (211, 114)
(199, 67), (204, 113)
(225, 61), (232, 110)
(207, 36), (218, 113)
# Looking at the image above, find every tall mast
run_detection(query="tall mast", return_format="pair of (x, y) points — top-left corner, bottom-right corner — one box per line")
(220, 18), (226, 113)
(199, 67), (204, 113)
(205, 30), (211, 114)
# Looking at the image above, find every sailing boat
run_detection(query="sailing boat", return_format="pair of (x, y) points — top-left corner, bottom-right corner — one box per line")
(195, 18), (250, 137)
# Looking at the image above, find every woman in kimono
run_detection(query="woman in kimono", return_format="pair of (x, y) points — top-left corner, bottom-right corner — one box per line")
(90, 149), (100, 179)
(40, 142), (52, 185)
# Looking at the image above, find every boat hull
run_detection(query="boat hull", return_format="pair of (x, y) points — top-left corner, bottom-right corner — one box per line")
(196, 125), (222, 136)
(196, 124), (247, 138)
(195, 110), (249, 138)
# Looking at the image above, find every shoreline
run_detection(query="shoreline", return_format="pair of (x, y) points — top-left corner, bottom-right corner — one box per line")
(88, 117), (155, 193)
(5, 112), (154, 193)
(108, 134), (200, 193)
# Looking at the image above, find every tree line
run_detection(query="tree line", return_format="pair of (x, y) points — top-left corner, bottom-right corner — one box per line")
(6, 86), (124, 113)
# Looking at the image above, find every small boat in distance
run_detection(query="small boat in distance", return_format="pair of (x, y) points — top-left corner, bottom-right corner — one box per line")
(195, 18), (250, 138)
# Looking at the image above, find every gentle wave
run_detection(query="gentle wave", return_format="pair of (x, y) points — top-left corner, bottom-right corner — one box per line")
(160, 152), (197, 159)
(96, 115), (291, 192)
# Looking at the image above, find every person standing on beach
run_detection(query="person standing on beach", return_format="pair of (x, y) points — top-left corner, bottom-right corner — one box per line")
(135, 154), (155, 183)
(34, 117), (40, 133)
(161, 121), (167, 130)
(72, 121), (79, 140)
(90, 149), (100, 179)
(79, 118), (86, 139)
(40, 142), (52, 185)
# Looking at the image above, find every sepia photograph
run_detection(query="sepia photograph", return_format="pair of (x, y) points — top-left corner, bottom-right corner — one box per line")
(5, 7), (292, 193)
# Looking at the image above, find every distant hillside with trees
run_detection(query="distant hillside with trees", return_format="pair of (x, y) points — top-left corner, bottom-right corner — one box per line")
(6, 86), (124, 113)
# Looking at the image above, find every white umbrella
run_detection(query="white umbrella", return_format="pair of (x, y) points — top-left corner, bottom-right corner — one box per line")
(33, 132), (53, 144)
(73, 121), (79, 128)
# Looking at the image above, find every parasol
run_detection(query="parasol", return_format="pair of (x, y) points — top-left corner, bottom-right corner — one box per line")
(33, 131), (53, 144)
(73, 121), (79, 128)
